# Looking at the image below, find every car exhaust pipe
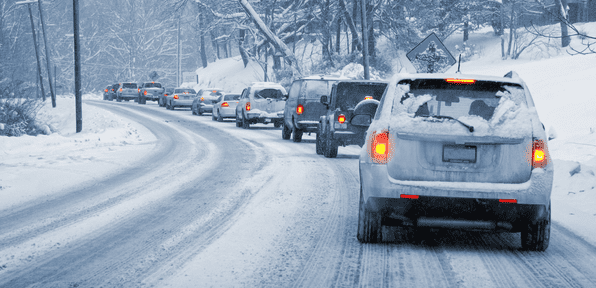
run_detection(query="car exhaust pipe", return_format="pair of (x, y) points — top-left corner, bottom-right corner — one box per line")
(416, 217), (512, 231)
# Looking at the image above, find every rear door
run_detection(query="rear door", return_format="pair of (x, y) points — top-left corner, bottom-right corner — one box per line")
(386, 79), (532, 184)
(301, 80), (333, 121)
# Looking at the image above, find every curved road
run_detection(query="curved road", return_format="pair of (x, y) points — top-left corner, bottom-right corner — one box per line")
(1, 100), (596, 287)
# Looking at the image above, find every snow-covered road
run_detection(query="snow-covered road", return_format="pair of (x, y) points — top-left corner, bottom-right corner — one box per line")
(1, 100), (596, 287)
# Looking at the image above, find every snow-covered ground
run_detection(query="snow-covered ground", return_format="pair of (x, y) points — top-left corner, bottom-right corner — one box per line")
(2, 22), (596, 284)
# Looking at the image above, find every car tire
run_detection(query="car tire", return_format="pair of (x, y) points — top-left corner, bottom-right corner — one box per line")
(212, 112), (217, 121)
(357, 186), (382, 243)
(292, 125), (303, 142)
(236, 112), (242, 127)
(139, 96), (146, 105)
(274, 121), (281, 128)
(198, 107), (203, 116)
(281, 122), (291, 140)
(324, 124), (338, 158)
(521, 203), (550, 251)
(316, 124), (324, 155)
(217, 111), (224, 122)
(108, 95), (113, 101)
(116, 96), (122, 102)
(242, 112), (250, 129)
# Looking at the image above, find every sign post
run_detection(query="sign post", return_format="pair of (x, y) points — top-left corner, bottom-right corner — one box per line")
(406, 33), (456, 73)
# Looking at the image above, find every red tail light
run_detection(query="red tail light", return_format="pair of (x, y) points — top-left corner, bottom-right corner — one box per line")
(138, 88), (140, 93)
(173, 94), (179, 99)
(143, 90), (147, 96)
(499, 199), (517, 203)
(111, 89), (114, 92)
(369, 131), (392, 164)
(245, 102), (251, 111)
(364, 96), (373, 100)
(532, 139), (548, 168)
(221, 102), (229, 107)
(165, 94), (168, 97)
(400, 194), (419, 199)
(119, 88), (122, 92)
(296, 104), (304, 115)
(212, 90), (217, 93)
(337, 114), (346, 124)
(446, 78), (476, 84)
(105, 89), (108, 93)
(200, 97), (204, 101)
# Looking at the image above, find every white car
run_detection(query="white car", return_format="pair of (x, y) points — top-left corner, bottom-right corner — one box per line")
(235, 82), (287, 129)
(358, 71), (553, 251)
(212, 93), (241, 122)
(166, 88), (196, 110)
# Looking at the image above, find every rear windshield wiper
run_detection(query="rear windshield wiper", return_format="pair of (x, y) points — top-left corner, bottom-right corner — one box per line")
(422, 115), (474, 132)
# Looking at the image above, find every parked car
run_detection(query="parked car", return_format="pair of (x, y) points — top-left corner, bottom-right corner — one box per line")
(159, 88), (175, 107)
(212, 93), (241, 122)
(192, 88), (223, 115)
(166, 88), (196, 110)
(235, 82), (287, 129)
(103, 85), (111, 100)
(317, 80), (388, 157)
(357, 71), (553, 252)
(138, 82), (164, 104)
(108, 83), (120, 101)
(282, 75), (344, 142)
(116, 82), (138, 102)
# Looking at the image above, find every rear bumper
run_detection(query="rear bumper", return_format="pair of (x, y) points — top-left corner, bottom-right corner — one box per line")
(218, 107), (237, 118)
(118, 93), (138, 100)
(199, 103), (213, 112)
(360, 162), (552, 228)
(332, 130), (365, 147)
(246, 111), (284, 122)
(172, 99), (193, 107)
(296, 120), (319, 132)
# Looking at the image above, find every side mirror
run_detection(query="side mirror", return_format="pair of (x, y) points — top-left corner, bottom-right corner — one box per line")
(320, 95), (328, 105)
(284, 94), (289, 100)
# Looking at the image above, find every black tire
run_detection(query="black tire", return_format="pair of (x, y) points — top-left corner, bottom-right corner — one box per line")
(198, 106), (203, 116)
(167, 102), (172, 110)
(324, 124), (338, 158)
(281, 122), (291, 140)
(242, 113), (250, 129)
(191, 105), (197, 114)
(316, 124), (323, 155)
(212, 112), (217, 121)
(357, 186), (382, 243)
(217, 111), (224, 122)
(521, 203), (550, 251)
(108, 95), (113, 101)
(236, 112), (242, 127)
(116, 96), (122, 102)
(292, 124), (303, 142)
(274, 121), (281, 128)
(139, 96), (146, 105)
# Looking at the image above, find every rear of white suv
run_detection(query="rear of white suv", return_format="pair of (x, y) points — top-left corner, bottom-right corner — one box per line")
(358, 72), (553, 251)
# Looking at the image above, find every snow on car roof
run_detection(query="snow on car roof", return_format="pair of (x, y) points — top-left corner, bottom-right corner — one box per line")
(251, 82), (287, 93)
(395, 72), (524, 85)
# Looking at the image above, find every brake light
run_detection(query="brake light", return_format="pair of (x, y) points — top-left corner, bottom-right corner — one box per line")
(446, 78), (476, 84)
(138, 88), (140, 93)
(368, 130), (393, 164)
(246, 102), (251, 111)
(296, 104), (304, 115)
(221, 102), (229, 107)
(120, 88), (122, 92)
(105, 89), (108, 93)
(200, 97), (204, 101)
(173, 94), (178, 99)
(499, 199), (517, 203)
(152, 81), (154, 84)
(364, 96), (373, 100)
(111, 89), (114, 92)
(165, 94), (169, 97)
(144, 90), (147, 96)
(212, 90), (217, 93)
(532, 139), (548, 168)
(400, 194), (419, 199)
(337, 114), (346, 124)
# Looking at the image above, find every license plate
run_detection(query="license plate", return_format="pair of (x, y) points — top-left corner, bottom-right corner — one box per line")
(443, 145), (476, 163)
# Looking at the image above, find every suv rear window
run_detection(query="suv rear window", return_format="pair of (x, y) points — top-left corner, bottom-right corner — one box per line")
(144, 83), (162, 88)
(122, 83), (137, 88)
(305, 80), (333, 99)
(335, 82), (387, 111)
(254, 88), (284, 99)
(398, 79), (525, 121)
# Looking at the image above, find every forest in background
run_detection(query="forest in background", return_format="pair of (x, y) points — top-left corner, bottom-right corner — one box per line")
(1, 0), (596, 98)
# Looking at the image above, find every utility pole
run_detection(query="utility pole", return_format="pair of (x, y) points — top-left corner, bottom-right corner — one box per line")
(73, 0), (82, 133)
(38, 0), (56, 107)
(177, 17), (181, 87)
(360, 0), (370, 80)
(17, 1), (46, 101)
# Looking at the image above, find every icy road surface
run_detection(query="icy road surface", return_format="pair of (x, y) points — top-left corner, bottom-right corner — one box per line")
(1, 100), (596, 287)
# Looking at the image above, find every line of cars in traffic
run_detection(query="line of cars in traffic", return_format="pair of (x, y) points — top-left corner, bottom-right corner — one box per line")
(102, 71), (553, 251)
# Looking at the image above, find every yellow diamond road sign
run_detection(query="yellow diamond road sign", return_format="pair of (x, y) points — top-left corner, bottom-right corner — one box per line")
(406, 33), (456, 73)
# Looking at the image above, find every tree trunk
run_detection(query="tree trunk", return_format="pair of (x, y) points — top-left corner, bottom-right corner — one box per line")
(322, 0), (332, 64)
(239, 29), (249, 67)
(367, 2), (374, 58)
(463, 21), (469, 42)
(351, 0), (359, 52)
(337, 0), (361, 52)
(210, 31), (220, 59)
(336, 16), (342, 54)
(507, 1), (515, 57)
(556, 0), (571, 47)
(500, 3), (505, 59)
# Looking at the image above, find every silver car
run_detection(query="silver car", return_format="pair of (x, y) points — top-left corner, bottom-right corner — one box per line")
(212, 93), (241, 122)
(358, 71), (553, 251)
(192, 88), (223, 115)
(166, 88), (196, 110)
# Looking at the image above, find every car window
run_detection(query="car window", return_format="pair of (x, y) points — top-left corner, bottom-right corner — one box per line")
(288, 81), (301, 99)
(396, 79), (525, 121)
(224, 94), (240, 101)
(335, 82), (387, 111)
(165, 88), (174, 93)
(305, 80), (332, 99)
(253, 88), (284, 99)
(144, 83), (162, 88)
(122, 83), (137, 88)
(174, 89), (195, 94)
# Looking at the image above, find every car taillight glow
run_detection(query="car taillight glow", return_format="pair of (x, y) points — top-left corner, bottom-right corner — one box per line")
(296, 104), (304, 115)
(138, 88), (140, 92)
(446, 78), (476, 84)
(400, 194), (419, 199)
(364, 96), (373, 100)
(144, 90), (147, 95)
(173, 94), (179, 99)
(200, 97), (204, 101)
(165, 94), (168, 97)
(369, 130), (392, 164)
(212, 90), (217, 93)
(120, 88), (122, 92)
(532, 139), (548, 168)
(221, 102), (229, 107)
(337, 114), (346, 124)
(246, 102), (251, 111)
(105, 89), (108, 93)
(499, 199), (517, 203)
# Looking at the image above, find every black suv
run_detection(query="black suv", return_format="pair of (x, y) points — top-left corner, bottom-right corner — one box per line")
(317, 80), (388, 157)
(282, 75), (343, 142)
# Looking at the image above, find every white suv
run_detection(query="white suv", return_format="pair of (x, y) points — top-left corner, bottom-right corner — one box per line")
(235, 82), (287, 129)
